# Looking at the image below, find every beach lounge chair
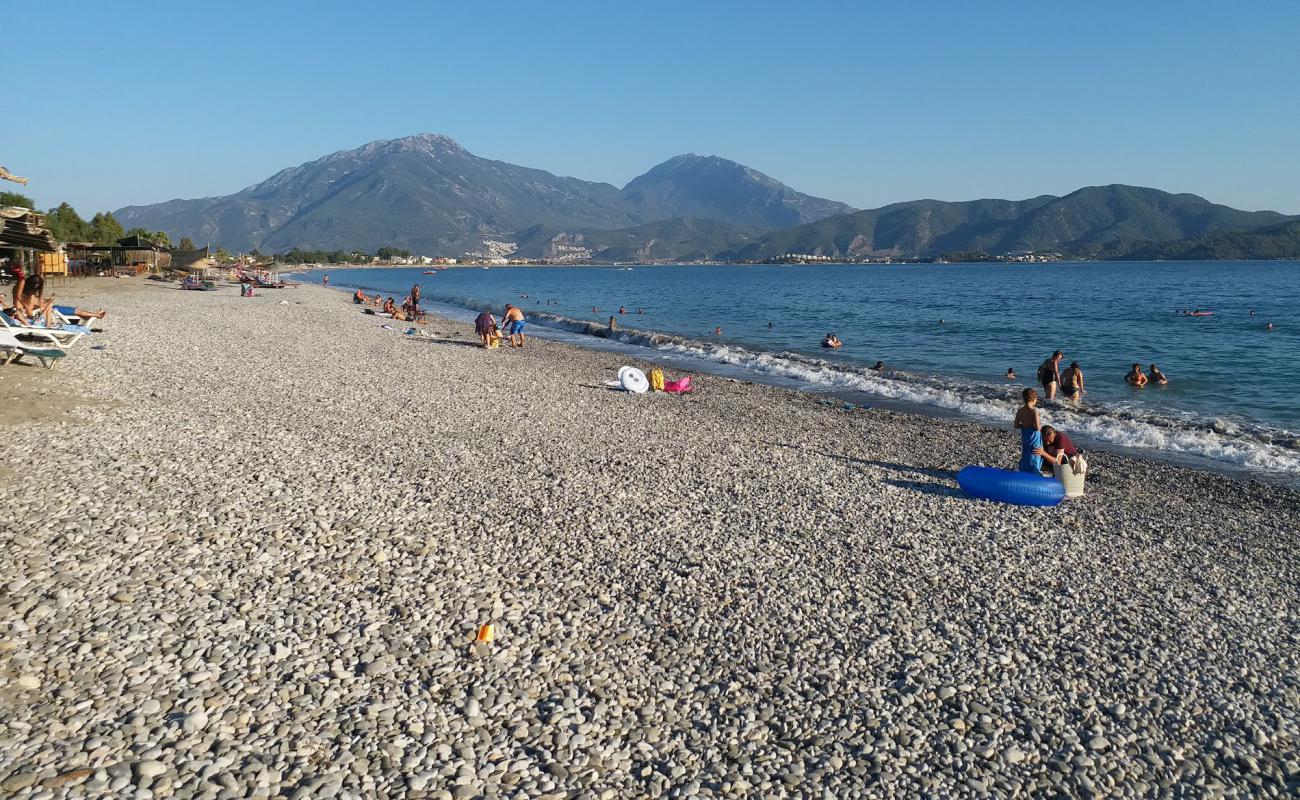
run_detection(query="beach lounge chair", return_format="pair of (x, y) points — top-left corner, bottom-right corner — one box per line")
(50, 306), (105, 330)
(0, 310), (88, 348)
(0, 330), (66, 369)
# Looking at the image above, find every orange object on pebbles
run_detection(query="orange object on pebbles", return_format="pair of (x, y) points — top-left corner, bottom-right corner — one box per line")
(474, 624), (495, 643)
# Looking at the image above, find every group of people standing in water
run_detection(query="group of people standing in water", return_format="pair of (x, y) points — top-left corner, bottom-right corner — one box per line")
(1028, 349), (1167, 400)
(1012, 347), (1175, 475)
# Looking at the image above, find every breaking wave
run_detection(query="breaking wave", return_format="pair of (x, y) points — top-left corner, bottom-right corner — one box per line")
(506, 308), (1300, 479)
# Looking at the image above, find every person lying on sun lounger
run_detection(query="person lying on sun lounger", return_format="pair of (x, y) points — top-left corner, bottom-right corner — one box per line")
(13, 276), (107, 326)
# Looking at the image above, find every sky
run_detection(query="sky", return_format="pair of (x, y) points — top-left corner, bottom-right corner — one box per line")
(9, 0), (1300, 215)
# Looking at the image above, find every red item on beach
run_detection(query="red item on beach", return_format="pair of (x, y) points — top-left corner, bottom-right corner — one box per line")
(663, 376), (693, 394)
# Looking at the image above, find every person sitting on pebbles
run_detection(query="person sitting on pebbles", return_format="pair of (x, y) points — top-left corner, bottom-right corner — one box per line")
(1034, 424), (1078, 474)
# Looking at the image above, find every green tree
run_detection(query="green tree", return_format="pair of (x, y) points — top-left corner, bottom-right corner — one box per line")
(89, 212), (125, 245)
(0, 191), (35, 209)
(44, 202), (93, 242)
(124, 227), (172, 248)
(215, 247), (231, 262)
(178, 236), (198, 251)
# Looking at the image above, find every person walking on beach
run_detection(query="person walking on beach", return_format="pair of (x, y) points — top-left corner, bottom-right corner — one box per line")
(1014, 388), (1044, 474)
(322, 274), (329, 285)
(609, 316), (618, 331)
(1038, 350), (1064, 400)
(503, 304), (526, 348)
(1061, 361), (1085, 401)
(411, 283), (420, 313)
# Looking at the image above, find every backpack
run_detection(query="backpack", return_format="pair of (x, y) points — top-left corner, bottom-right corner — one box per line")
(649, 368), (665, 392)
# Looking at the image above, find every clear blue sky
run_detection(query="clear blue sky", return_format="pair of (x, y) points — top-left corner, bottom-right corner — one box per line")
(10, 0), (1300, 215)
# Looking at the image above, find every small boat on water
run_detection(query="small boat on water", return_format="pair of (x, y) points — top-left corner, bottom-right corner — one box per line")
(422, 270), (437, 275)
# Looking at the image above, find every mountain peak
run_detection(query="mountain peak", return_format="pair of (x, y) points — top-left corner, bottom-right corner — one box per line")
(623, 154), (855, 228)
(113, 136), (854, 252)
(345, 133), (467, 161)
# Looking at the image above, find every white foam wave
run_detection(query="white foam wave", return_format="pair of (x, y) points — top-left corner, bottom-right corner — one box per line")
(651, 341), (1300, 476)
(437, 301), (1300, 479)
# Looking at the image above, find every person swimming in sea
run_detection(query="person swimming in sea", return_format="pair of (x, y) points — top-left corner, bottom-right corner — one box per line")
(714, 326), (723, 335)
(822, 333), (842, 349)
(1149, 364), (1168, 385)
(1014, 388), (1043, 474)
(873, 361), (886, 372)
(619, 306), (626, 314)
(1126, 363), (1149, 387)
(1005, 368), (1016, 380)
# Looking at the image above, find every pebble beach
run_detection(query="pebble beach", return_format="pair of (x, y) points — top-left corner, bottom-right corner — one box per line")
(2, 278), (1298, 798)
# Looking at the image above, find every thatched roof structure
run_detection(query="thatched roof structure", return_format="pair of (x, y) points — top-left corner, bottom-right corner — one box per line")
(0, 206), (59, 251)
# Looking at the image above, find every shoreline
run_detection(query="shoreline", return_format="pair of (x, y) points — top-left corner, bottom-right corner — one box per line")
(3, 278), (1298, 797)
(312, 270), (1300, 490)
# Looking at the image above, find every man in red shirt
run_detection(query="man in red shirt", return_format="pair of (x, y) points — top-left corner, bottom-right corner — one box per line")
(1036, 425), (1078, 472)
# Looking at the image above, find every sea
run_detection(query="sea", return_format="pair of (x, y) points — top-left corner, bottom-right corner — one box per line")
(301, 261), (1300, 486)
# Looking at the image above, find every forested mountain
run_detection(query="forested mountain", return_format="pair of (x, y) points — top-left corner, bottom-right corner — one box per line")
(112, 135), (1295, 260)
(113, 135), (850, 253)
(720, 186), (1296, 260)
(1104, 219), (1300, 261)
(622, 155), (855, 230)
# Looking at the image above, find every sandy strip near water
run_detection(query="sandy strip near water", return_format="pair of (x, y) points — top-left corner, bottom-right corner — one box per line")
(1, 277), (1297, 798)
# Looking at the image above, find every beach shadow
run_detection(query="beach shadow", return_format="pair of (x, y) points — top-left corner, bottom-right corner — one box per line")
(768, 440), (970, 498)
(402, 336), (482, 349)
(577, 383), (626, 393)
(767, 442), (952, 481)
(882, 478), (964, 498)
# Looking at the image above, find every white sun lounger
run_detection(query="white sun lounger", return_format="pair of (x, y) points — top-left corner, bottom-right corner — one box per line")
(0, 329), (66, 369)
(0, 310), (88, 347)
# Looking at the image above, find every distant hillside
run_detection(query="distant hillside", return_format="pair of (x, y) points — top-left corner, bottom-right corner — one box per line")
(512, 218), (761, 262)
(115, 135), (635, 253)
(111, 136), (1295, 261)
(113, 135), (851, 253)
(622, 154), (855, 230)
(1105, 219), (1300, 260)
(722, 186), (1296, 260)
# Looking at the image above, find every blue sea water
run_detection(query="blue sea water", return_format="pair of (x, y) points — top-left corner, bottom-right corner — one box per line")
(304, 261), (1300, 483)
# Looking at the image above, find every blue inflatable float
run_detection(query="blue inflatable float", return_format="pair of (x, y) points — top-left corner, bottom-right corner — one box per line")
(957, 466), (1065, 507)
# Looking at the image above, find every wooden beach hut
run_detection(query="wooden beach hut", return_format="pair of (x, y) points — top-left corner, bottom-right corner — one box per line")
(115, 234), (171, 275)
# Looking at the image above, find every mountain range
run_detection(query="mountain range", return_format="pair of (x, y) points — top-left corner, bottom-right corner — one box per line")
(114, 134), (850, 255)
(114, 134), (1297, 260)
